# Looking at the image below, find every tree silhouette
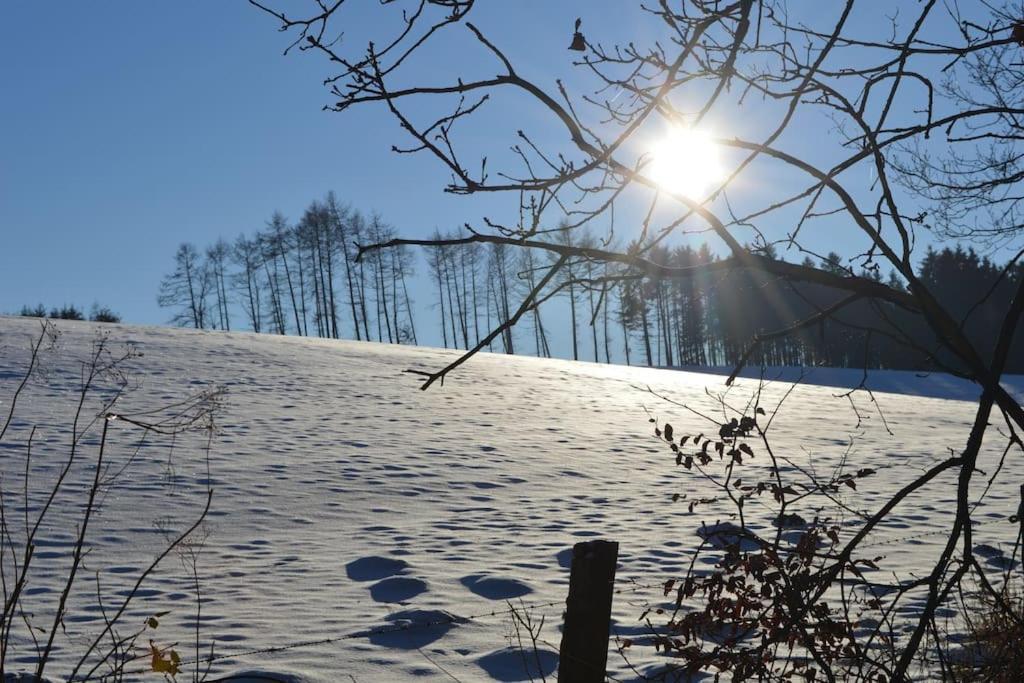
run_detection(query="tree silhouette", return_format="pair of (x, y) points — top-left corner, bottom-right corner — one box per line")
(158, 243), (210, 329)
(251, 1), (1024, 678)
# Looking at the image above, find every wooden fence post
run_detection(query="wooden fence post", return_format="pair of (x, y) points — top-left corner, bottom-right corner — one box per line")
(557, 539), (619, 682)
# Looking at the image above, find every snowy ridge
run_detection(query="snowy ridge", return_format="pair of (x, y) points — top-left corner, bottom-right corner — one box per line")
(668, 364), (1024, 403)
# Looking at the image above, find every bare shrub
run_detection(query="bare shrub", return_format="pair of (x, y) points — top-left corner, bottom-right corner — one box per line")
(950, 583), (1024, 682)
(0, 320), (223, 680)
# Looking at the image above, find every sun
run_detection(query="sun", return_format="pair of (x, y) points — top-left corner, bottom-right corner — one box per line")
(648, 127), (725, 200)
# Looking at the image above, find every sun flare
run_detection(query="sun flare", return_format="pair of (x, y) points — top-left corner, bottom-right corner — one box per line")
(648, 127), (725, 200)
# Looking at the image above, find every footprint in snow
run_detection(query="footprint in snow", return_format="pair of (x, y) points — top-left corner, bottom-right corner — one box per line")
(477, 646), (558, 682)
(214, 671), (307, 683)
(345, 555), (410, 581)
(460, 574), (532, 600)
(368, 609), (468, 649)
(370, 576), (428, 603)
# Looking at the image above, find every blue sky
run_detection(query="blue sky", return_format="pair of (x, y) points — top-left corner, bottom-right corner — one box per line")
(2, 2), (423, 321)
(0, 1), (997, 357)
(1, 2), (599, 342)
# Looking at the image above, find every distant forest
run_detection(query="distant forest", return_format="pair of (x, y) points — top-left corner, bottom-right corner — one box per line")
(158, 192), (1024, 374)
(18, 303), (121, 323)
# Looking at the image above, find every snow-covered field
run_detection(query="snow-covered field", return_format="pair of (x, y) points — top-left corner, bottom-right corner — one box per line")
(672, 363), (1024, 403)
(0, 316), (1020, 681)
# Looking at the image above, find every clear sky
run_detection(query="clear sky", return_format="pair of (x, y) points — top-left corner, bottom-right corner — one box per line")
(0, 1), (996, 358)
(1, 2), (602, 346)
(2, 1), (440, 323)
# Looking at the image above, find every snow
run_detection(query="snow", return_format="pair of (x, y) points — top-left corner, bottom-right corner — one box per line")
(0, 316), (1020, 681)
(672, 364), (1024, 402)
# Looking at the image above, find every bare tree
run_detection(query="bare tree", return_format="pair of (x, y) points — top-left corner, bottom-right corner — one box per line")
(518, 247), (551, 358)
(553, 226), (580, 361)
(297, 200), (340, 338)
(487, 241), (515, 354)
(253, 2), (1024, 677)
(256, 228), (288, 335)
(366, 212), (396, 342)
(267, 211), (304, 335)
(891, 4), (1024, 247)
(158, 243), (210, 329)
(392, 238), (419, 344)
(350, 210), (373, 341)
(205, 239), (232, 331)
(325, 192), (366, 340)
(427, 231), (451, 348)
(231, 234), (262, 333)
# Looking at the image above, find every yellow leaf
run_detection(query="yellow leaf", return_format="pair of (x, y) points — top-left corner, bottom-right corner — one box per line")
(150, 640), (181, 677)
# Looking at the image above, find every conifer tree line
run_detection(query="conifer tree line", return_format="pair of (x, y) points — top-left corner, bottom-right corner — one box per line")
(423, 235), (1024, 374)
(160, 206), (1024, 372)
(17, 303), (120, 323)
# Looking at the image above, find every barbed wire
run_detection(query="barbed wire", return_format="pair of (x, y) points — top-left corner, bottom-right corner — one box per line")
(89, 580), (665, 682)
(78, 515), (1022, 680)
(861, 516), (1014, 549)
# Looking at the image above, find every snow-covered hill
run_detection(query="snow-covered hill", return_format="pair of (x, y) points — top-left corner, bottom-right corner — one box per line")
(671, 363), (1024, 403)
(0, 317), (1018, 681)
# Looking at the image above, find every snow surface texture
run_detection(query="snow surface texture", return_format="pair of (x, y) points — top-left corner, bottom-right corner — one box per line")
(671, 364), (1024, 403)
(0, 316), (1020, 681)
